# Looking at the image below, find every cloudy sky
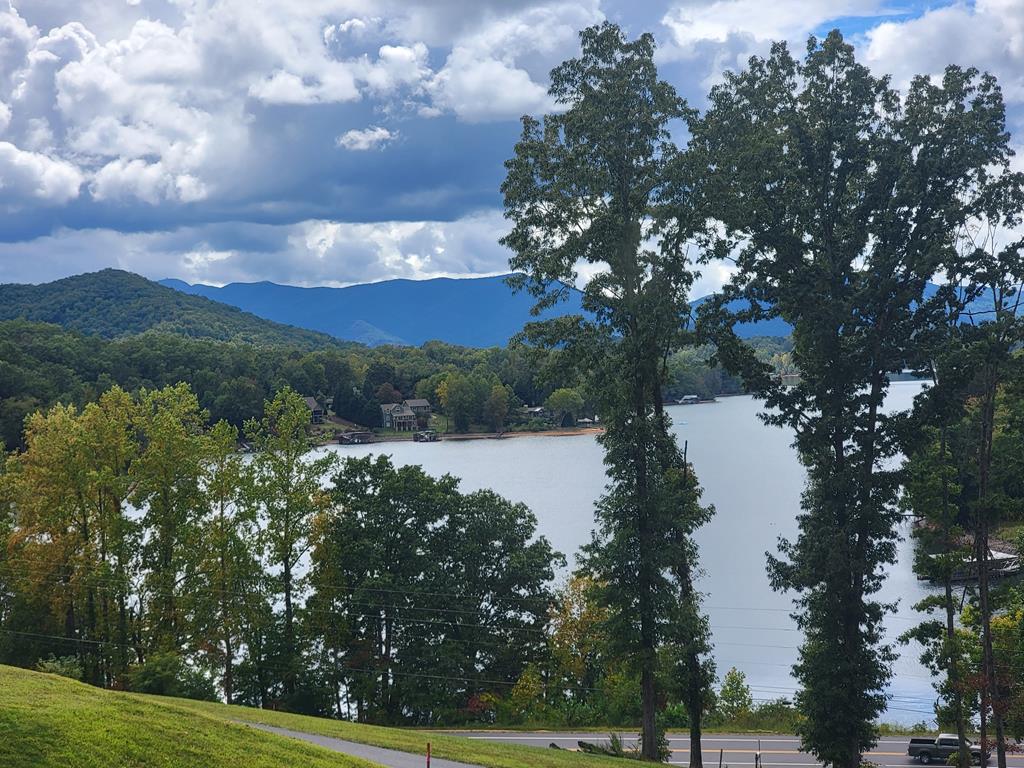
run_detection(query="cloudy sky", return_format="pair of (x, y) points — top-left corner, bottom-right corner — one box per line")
(1, 0), (1023, 295)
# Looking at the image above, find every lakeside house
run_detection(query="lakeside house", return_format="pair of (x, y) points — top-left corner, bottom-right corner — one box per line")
(380, 402), (418, 431)
(404, 398), (432, 418)
(304, 396), (325, 424)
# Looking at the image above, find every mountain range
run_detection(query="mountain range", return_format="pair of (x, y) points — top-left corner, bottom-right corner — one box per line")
(161, 274), (791, 347)
(0, 269), (791, 350)
(159, 274), (590, 347)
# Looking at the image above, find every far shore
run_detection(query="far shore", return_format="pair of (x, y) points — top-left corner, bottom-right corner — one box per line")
(323, 426), (605, 447)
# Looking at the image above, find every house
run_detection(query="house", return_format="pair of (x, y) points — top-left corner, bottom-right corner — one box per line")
(380, 402), (418, 431)
(304, 396), (325, 424)
(403, 398), (432, 417)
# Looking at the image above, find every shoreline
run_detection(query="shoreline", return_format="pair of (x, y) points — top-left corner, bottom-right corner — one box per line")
(324, 426), (605, 447)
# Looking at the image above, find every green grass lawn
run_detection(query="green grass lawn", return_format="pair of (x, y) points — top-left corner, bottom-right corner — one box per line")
(0, 663), (625, 768)
(163, 699), (626, 768)
(0, 665), (375, 768)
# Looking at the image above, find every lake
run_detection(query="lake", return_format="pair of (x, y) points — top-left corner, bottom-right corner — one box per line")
(318, 381), (937, 725)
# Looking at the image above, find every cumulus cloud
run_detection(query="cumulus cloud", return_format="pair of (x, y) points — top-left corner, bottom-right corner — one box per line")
(0, 140), (82, 204)
(863, 0), (1024, 121)
(428, 1), (603, 121)
(662, 0), (888, 51)
(2, 0), (1024, 292)
(0, 209), (515, 286)
(336, 125), (395, 151)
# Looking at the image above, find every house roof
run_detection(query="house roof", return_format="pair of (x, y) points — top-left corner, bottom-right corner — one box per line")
(381, 403), (416, 417)
(404, 398), (430, 407)
(303, 397), (321, 410)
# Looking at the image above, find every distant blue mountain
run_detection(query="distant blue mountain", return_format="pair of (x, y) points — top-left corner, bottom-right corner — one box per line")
(689, 295), (793, 338)
(159, 274), (803, 347)
(159, 275), (588, 348)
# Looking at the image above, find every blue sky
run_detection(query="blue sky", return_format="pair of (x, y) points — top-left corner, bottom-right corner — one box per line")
(0, 0), (1021, 296)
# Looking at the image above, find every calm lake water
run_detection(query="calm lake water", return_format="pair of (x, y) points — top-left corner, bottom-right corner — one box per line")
(318, 381), (937, 725)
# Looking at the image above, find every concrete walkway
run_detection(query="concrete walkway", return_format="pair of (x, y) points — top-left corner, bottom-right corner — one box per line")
(246, 723), (483, 768)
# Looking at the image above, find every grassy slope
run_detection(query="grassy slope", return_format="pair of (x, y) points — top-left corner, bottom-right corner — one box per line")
(0, 665), (375, 768)
(165, 699), (625, 768)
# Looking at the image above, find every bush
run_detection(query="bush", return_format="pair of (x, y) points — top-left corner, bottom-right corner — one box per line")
(36, 655), (83, 681)
(127, 652), (216, 701)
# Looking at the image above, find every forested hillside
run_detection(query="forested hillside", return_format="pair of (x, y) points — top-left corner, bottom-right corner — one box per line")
(0, 270), (342, 349)
(0, 317), (776, 450)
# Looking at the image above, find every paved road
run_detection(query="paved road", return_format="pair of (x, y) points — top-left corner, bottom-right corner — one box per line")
(451, 732), (1024, 767)
(247, 723), (481, 768)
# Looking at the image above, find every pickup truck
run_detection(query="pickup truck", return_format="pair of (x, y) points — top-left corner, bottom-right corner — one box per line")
(908, 734), (986, 764)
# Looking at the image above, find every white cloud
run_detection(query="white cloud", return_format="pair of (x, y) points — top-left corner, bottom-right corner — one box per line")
(0, 140), (83, 204)
(662, 0), (888, 51)
(336, 125), (395, 150)
(863, 0), (1024, 114)
(428, 1), (603, 122)
(431, 50), (552, 122)
(90, 157), (207, 204)
(0, 209), (513, 286)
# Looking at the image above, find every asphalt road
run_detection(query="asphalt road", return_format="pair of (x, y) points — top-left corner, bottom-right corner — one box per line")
(247, 723), (481, 768)
(452, 732), (1024, 767)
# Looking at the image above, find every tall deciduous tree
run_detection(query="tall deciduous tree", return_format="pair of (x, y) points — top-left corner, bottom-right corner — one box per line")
(945, 177), (1024, 768)
(134, 383), (208, 651)
(501, 22), (713, 761)
(245, 386), (336, 700)
(691, 32), (1015, 768)
(186, 420), (263, 704)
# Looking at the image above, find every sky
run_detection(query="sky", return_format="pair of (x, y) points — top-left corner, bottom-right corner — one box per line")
(1, 0), (1023, 297)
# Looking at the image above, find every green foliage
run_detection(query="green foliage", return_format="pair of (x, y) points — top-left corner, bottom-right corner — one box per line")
(501, 21), (715, 760)
(546, 388), (584, 426)
(716, 667), (753, 722)
(244, 387), (337, 700)
(308, 455), (561, 725)
(34, 656), (83, 681)
(127, 652), (217, 701)
(0, 269), (340, 348)
(692, 28), (1017, 768)
(484, 384), (511, 431)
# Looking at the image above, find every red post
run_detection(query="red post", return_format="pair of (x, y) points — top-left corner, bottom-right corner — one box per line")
(427, 741), (431, 768)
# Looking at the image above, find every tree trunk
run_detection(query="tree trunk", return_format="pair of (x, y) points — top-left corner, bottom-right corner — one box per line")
(977, 374), (1006, 768)
(941, 424), (971, 768)
(946, 575), (971, 768)
(687, 649), (705, 768)
(634, 378), (658, 762)
(283, 556), (295, 696)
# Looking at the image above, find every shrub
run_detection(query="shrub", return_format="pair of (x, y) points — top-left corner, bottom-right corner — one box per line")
(36, 655), (83, 681)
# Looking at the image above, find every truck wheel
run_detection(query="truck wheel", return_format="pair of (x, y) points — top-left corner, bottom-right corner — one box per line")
(919, 752), (932, 764)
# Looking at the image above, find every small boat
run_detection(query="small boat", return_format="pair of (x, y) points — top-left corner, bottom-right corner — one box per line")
(413, 430), (439, 443)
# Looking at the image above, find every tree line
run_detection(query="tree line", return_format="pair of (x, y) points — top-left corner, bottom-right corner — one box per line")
(0, 384), (559, 720)
(498, 19), (1022, 768)
(0, 319), (782, 449)
(0, 382), (797, 730)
